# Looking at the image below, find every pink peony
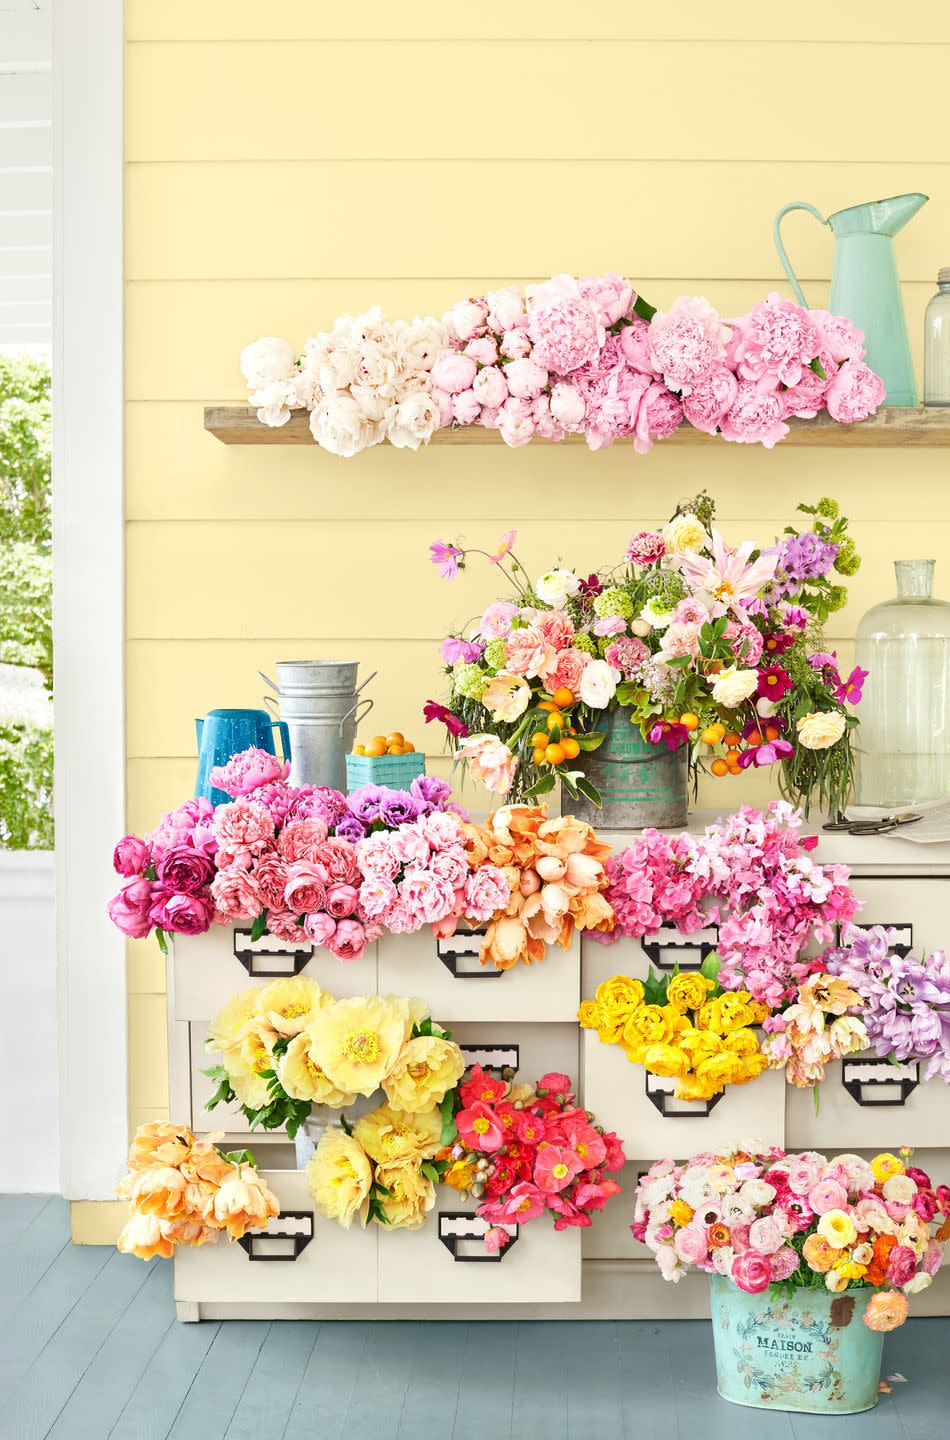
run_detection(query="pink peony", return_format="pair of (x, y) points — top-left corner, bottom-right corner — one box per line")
(428, 846), (469, 889)
(625, 531), (666, 566)
(505, 357), (549, 400)
(544, 648), (590, 697)
(472, 365), (509, 409)
(464, 864), (512, 922)
(210, 866), (260, 919)
(681, 368), (739, 434)
(531, 394), (565, 442)
(499, 327), (532, 360)
(534, 610), (574, 651)
(358, 876), (398, 918)
(452, 389), (481, 425)
(209, 746), (290, 798)
(579, 272), (634, 327)
(549, 381), (586, 430)
(448, 298), (489, 341)
(825, 361), (886, 423)
(113, 835), (150, 877)
(731, 1250), (772, 1294)
(504, 625), (557, 679)
(419, 810), (464, 851)
(618, 317), (657, 374)
(302, 911), (336, 947)
(810, 309), (865, 363)
(486, 287), (525, 332)
(464, 336), (498, 366)
(401, 871), (456, 924)
(212, 797), (274, 859)
(632, 381), (683, 454)
(526, 275), (603, 374)
(389, 825), (431, 868)
(719, 383), (790, 448)
(731, 293), (820, 390)
(648, 296), (731, 395)
(327, 917), (367, 962)
(497, 396), (536, 447)
(430, 349), (478, 394)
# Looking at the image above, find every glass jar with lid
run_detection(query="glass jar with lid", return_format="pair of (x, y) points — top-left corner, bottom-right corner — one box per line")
(854, 559), (950, 808)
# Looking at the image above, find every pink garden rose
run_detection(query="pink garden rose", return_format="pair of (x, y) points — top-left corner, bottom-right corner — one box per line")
(731, 1250), (772, 1294)
(302, 911), (336, 947)
(825, 361), (886, 423)
(251, 853), (290, 910)
(544, 647), (590, 697)
(534, 610), (574, 651)
(148, 891), (213, 936)
(277, 817), (329, 863)
(327, 917), (368, 962)
(107, 878), (155, 939)
(430, 349), (478, 394)
(210, 866), (260, 919)
(155, 844), (214, 896)
(113, 835), (150, 877)
(283, 861), (328, 915)
(325, 882), (360, 919)
(312, 838), (360, 885)
(648, 296), (731, 395)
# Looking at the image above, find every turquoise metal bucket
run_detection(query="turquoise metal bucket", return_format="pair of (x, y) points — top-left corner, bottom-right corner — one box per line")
(569, 708), (688, 830)
(710, 1276), (884, 1414)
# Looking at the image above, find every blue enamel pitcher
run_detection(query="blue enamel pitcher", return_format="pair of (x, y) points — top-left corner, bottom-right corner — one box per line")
(773, 192), (928, 406)
(194, 708), (291, 807)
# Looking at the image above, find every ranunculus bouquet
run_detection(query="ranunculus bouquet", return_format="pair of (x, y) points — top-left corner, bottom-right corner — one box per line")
(426, 496), (863, 814)
(203, 977), (465, 1142)
(437, 805), (615, 970)
(242, 279), (885, 456)
(115, 1121), (279, 1261)
(579, 969), (771, 1103)
(440, 1066), (627, 1251)
(634, 1145), (949, 1331)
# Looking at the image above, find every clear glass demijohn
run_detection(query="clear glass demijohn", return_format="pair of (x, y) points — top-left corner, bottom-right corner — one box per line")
(854, 560), (950, 808)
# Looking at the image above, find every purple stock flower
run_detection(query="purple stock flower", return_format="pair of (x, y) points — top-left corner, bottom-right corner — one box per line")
(825, 924), (950, 1074)
(776, 531), (839, 584)
(440, 636), (485, 666)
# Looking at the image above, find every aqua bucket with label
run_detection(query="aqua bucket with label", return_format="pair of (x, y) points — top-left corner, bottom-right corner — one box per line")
(710, 1276), (885, 1414)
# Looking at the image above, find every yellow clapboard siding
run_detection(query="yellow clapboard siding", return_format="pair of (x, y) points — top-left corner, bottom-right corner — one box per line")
(125, 161), (948, 282)
(71, 1201), (129, 1246)
(125, 517), (939, 644)
(128, 993), (169, 1112)
(126, 42), (950, 164)
(126, 638), (865, 762)
(125, 279), (934, 403)
(124, 0), (950, 43)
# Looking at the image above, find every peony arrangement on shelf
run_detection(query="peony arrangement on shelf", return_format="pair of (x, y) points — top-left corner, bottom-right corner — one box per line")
(240, 278), (885, 456)
(441, 1066), (626, 1250)
(634, 1145), (949, 1330)
(203, 977), (465, 1140)
(115, 1121), (280, 1261)
(425, 495), (863, 814)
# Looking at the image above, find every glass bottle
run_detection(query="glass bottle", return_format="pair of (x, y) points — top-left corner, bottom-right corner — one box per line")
(854, 560), (950, 808)
(924, 267), (950, 405)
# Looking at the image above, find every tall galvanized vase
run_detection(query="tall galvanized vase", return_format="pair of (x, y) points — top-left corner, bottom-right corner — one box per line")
(710, 1276), (885, 1414)
(569, 708), (688, 830)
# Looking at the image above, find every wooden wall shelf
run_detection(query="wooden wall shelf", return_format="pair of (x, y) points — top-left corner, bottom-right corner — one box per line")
(204, 404), (950, 449)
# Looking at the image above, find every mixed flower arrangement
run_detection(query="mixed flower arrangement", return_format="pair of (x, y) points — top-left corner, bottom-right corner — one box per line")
(633, 1145), (949, 1332)
(441, 1066), (626, 1250)
(426, 495), (863, 815)
(115, 1121), (279, 1261)
(108, 754), (614, 974)
(241, 279), (885, 457)
(203, 977), (465, 1139)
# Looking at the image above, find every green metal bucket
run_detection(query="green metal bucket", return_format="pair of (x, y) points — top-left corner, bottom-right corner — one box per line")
(710, 1276), (884, 1414)
(570, 707), (688, 830)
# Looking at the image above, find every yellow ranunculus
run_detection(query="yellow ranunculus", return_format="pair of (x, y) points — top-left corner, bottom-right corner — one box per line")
(669, 1199), (694, 1227)
(871, 1152), (905, 1184)
(666, 972), (715, 1014)
(577, 999), (606, 1031)
(834, 1259), (866, 1281)
(255, 976), (329, 1041)
(622, 1002), (684, 1050)
(593, 976), (645, 1042)
(380, 1035), (465, 1113)
(276, 1028), (355, 1106)
(306, 1127), (373, 1229)
(374, 1160), (436, 1230)
(640, 1042), (691, 1079)
(309, 995), (409, 1096)
(353, 1104), (441, 1166)
(824, 1268), (850, 1293)
(817, 1209), (858, 1249)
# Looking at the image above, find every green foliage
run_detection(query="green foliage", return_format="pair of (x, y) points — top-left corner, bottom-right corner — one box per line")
(0, 354), (51, 552)
(0, 542), (52, 685)
(0, 723), (53, 849)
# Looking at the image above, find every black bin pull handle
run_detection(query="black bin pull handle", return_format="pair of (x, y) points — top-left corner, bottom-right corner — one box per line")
(645, 1072), (722, 1118)
(438, 1211), (518, 1262)
(841, 1057), (919, 1108)
(642, 924), (719, 974)
(839, 919), (914, 958)
(459, 1043), (520, 1075)
(436, 927), (502, 979)
(237, 1210), (314, 1262)
(233, 926), (314, 978)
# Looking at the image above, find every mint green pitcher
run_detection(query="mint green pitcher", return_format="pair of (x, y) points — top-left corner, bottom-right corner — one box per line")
(773, 192), (928, 406)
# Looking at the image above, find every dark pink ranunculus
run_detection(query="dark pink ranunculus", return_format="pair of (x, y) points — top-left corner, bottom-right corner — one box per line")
(325, 883), (359, 919)
(885, 1245), (918, 1288)
(155, 844), (214, 896)
(107, 877), (155, 938)
(327, 918), (367, 963)
(113, 835), (150, 877)
(148, 891), (213, 936)
(731, 1250), (771, 1294)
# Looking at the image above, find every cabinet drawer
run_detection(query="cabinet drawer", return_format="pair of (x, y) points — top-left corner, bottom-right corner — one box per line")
(171, 926), (378, 1021)
(377, 1199), (582, 1303)
(173, 1170), (377, 1305)
(785, 1056), (949, 1150)
(581, 1029), (785, 1156)
(581, 929), (719, 990)
(846, 877), (950, 956)
(377, 929), (580, 1023)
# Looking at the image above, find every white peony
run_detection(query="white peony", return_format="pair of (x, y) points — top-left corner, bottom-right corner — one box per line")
(710, 666), (759, 709)
(386, 391), (442, 450)
(248, 378), (298, 428)
(310, 394), (384, 457)
(393, 315), (447, 376)
(240, 336), (296, 388)
(795, 710), (847, 750)
(535, 568), (581, 609)
(578, 659), (620, 710)
(663, 512), (709, 563)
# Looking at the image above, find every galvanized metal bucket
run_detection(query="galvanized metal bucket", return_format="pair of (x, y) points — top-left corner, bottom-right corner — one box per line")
(710, 1275), (884, 1414)
(260, 661), (375, 790)
(569, 708), (688, 830)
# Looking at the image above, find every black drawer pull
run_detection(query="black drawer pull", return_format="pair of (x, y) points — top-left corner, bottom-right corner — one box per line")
(842, 1057), (919, 1107)
(237, 1210), (314, 1262)
(459, 1043), (520, 1075)
(233, 926), (314, 977)
(645, 1071), (722, 1118)
(438, 1211), (518, 1262)
(642, 925), (719, 973)
(436, 928), (502, 979)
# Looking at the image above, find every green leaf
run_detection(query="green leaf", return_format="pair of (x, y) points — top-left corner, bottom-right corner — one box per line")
(559, 771), (578, 799)
(632, 294), (657, 322)
(700, 950), (721, 983)
(576, 731), (605, 752)
(250, 910), (269, 942)
(339, 1111), (353, 1135)
(574, 777), (602, 807)
(155, 926), (168, 956)
(439, 1089), (457, 1147)
(809, 357), (827, 380)
(523, 771), (556, 797)
(421, 1162), (441, 1186)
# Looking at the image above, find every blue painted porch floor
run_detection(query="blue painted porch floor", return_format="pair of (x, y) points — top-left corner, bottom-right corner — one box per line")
(1, 1196), (948, 1440)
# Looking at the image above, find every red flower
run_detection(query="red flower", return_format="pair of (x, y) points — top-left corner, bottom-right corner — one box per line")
(538, 1071), (572, 1097)
(755, 665), (794, 701)
(456, 1100), (504, 1154)
(459, 1064), (508, 1109)
(423, 700), (468, 739)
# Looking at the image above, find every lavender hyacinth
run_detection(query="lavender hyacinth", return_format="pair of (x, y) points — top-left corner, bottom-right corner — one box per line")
(825, 924), (950, 1082)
